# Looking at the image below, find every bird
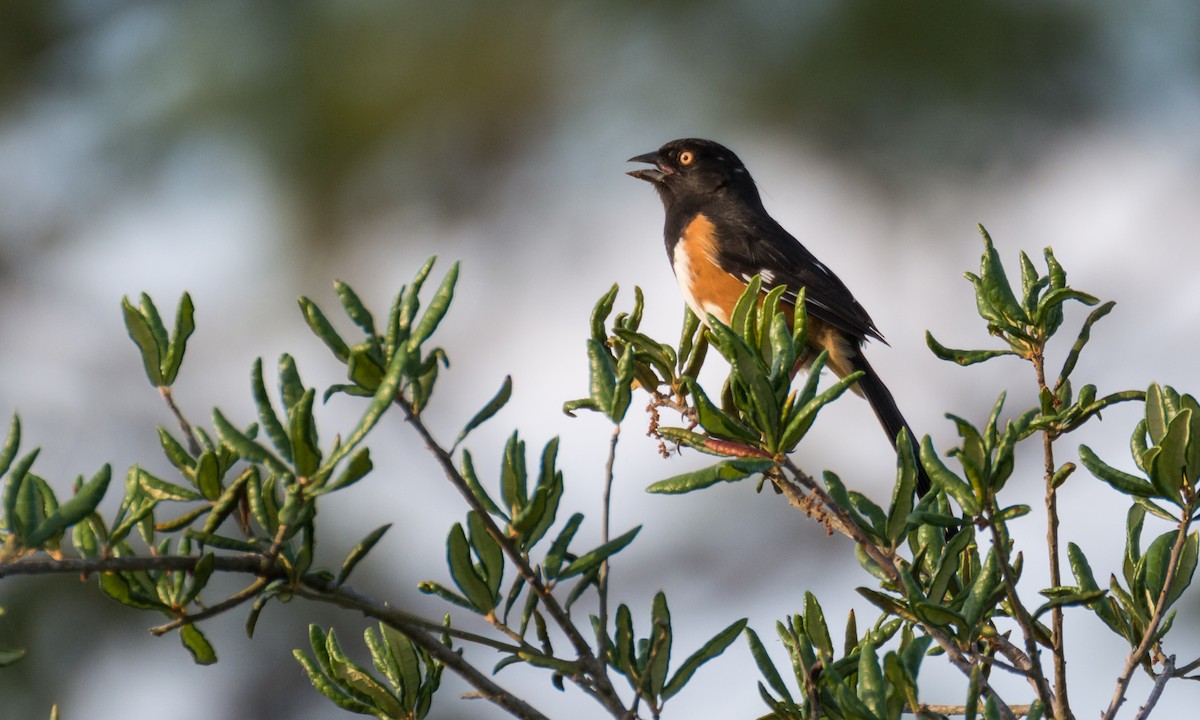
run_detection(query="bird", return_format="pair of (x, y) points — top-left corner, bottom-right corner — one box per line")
(627, 138), (931, 496)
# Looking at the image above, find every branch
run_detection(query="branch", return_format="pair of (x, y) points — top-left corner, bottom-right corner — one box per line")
(987, 512), (1056, 710)
(1101, 516), (1192, 720)
(1133, 655), (1175, 720)
(597, 424), (620, 664)
(776, 459), (1020, 720)
(395, 394), (629, 718)
(0, 552), (552, 720)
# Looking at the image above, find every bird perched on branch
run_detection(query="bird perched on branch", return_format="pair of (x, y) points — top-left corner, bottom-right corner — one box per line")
(628, 138), (930, 496)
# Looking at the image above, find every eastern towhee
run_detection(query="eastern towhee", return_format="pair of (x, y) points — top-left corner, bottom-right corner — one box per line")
(628, 138), (931, 496)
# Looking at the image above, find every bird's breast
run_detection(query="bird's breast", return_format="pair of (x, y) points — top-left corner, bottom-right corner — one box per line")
(670, 213), (748, 326)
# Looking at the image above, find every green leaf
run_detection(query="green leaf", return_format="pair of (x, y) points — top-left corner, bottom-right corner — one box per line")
(1079, 445), (1155, 497)
(212, 409), (289, 476)
(446, 523), (493, 613)
(251, 358), (292, 463)
(467, 511), (504, 602)
(925, 332), (1017, 366)
(298, 296), (351, 363)
(138, 467), (202, 502)
(1058, 300), (1115, 385)
(453, 376), (512, 450)
(590, 284), (619, 344)
(25, 464), (111, 547)
(122, 296), (164, 386)
(558, 525), (641, 580)
(662, 617), (748, 699)
(317, 340), (409, 476)
(337, 524), (391, 586)
(335, 280), (377, 337)
(180, 624), (218, 665)
(745, 627), (793, 704)
(288, 389), (321, 478)
(645, 458), (776, 494)
(407, 262), (459, 352)
(920, 436), (980, 515)
(856, 640), (886, 718)
(544, 512), (583, 580)
(162, 292), (195, 384)
(310, 447), (370, 497)
(887, 428), (917, 544)
(779, 364), (862, 451)
(647, 591), (673, 696)
(585, 339), (616, 416)
(684, 379), (760, 443)
(977, 225), (1028, 325)
(0, 414), (20, 479)
(804, 592), (833, 662)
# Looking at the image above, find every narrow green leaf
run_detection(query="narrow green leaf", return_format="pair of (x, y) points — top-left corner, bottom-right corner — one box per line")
(804, 592), (833, 662)
(1079, 445), (1156, 497)
(591, 284), (619, 344)
(925, 331), (1017, 366)
(299, 296), (351, 362)
(122, 297), (164, 386)
(210, 412), (282, 476)
(289, 389), (321, 478)
(685, 379), (760, 443)
(25, 464), (112, 547)
(544, 512), (583, 580)
(745, 627), (792, 704)
(1058, 300), (1115, 385)
(467, 511), (504, 602)
(977, 225), (1028, 324)
(337, 524), (391, 586)
(0, 414), (20, 479)
(857, 640), (886, 718)
(138, 467), (202, 502)
(920, 436), (980, 515)
(180, 624), (218, 665)
(558, 525), (641, 580)
(161, 292), (195, 384)
(446, 523), (493, 613)
(646, 458), (775, 494)
(408, 262), (459, 351)
(585, 339), (616, 415)
(662, 618), (748, 699)
(453, 376), (512, 450)
(317, 341), (408, 476)
(251, 358), (292, 463)
(335, 281), (377, 336)
(887, 427), (917, 544)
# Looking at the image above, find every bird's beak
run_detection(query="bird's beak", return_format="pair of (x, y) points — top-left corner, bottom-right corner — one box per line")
(626, 151), (669, 184)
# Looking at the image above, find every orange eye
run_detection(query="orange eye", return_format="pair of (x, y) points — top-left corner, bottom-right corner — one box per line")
(678, 150), (694, 166)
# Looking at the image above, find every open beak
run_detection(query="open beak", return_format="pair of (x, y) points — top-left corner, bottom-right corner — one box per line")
(626, 151), (668, 184)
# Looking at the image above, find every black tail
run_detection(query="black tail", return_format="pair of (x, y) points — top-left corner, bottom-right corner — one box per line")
(852, 355), (932, 497)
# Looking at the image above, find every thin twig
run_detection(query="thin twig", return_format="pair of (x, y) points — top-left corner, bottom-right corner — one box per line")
(986, 512), (1056, 710)
(1101, 516), (1192, 720)
(0, 551), (553, 720)
(1133, 655), (1175, 720)
(776, 458), (1020, 720)
(395, 394), (629, 718)
(597, 424), (620, 664)
(1033, 347), (1073, 719)
(150, 577), (268, 635)
(160, 386), (202, 457)
(919, 704), (1033, 717)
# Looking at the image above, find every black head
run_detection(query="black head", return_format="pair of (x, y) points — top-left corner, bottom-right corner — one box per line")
(627, 138), (758, 204)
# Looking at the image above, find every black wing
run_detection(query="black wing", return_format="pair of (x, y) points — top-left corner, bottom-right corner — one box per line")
(713, 211), (886, 345)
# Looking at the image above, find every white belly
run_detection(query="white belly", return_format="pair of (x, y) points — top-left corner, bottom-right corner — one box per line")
(671, 241), (730, 325)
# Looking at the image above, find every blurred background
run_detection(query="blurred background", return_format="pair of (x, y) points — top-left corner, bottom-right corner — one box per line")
(1, 1), (1198, 718)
